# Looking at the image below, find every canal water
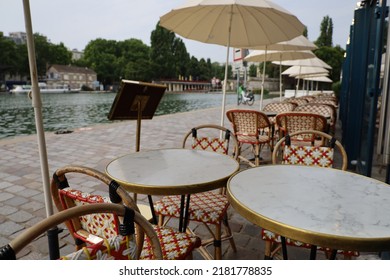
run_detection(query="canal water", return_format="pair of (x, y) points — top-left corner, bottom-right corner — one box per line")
(0, 91), (239, 139)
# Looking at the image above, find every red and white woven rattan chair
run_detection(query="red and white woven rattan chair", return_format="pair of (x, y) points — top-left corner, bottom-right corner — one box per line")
(275, 111), (328, 143)
(154, 124), (239, 259)
(262, 101), (296, 128)
(263, 129), (359, 260)
(0, 203), (163, 260)
(50, 165), (201, 260)
(294, 103), (337, 135)
(226, 109), (272, 167)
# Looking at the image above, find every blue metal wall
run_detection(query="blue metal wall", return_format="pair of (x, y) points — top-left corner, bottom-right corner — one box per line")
(340, 0), (387, 176)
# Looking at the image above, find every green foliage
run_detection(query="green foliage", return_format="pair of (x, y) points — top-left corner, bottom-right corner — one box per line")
(83, 38), (152, 85)
(315, 16), (333, 47)
(332, 81), (341, 99)
(314, 45), (345, 82)
(150, 23), (182, 79)
(259, 61), (280, 78)
(249, 64), (257, 77)
(0, 33), (72, 79)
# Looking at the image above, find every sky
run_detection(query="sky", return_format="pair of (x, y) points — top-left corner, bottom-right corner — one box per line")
(0, 0), (360, 63)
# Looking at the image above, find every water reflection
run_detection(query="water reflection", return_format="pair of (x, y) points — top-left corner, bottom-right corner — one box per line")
(0, 92), (238, 139)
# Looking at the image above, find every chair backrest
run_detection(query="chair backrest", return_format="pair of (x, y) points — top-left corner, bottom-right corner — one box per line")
(182, 124), (239, 160)
(284, 98), (308, 106)
(294, 103), (337, 133)
(262, 102), (296, 124)
(226, 109), (271, 141)
(0, 203), (163, 260)
(309, 99), (338, 108)
(272, 129), (348, 170)
(262, 102), (296, 113)
(275, 112), (328, 141)
(50, 165), (160, 259)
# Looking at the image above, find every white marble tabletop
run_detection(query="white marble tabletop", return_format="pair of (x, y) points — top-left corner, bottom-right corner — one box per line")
(227, 165), (390, 252)
(106, 148), (240, 195)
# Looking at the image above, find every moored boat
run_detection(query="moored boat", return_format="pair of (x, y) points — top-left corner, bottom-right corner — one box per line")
(10, 83), (78, 94)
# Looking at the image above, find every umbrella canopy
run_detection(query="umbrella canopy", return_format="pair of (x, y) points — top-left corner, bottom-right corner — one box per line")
(244, 50), (316, 103)
(160, 0), (305, 126)
(303, 75), (333, 83)
(277, 56), (332, 69)
(278, 57), (331, 96)
(282, 65), (329, 77)
(253, 35), (318, 51)
(244, 50), (315, 62)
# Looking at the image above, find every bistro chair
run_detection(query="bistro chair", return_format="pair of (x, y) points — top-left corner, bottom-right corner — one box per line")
(154, 124), (239, 260)
(262, 102), (296, 145)
(226, 109), (272, 167)
(283, 97), (308, 107)
(309, 98), (338, 108)
(293, 103), (337, 134)
(262, 101), (296, 125)
(262, 129), (359, 260)
(0, 203), (163, 260)
(275, 111), (328, 142)
(50, 165), (201, 260)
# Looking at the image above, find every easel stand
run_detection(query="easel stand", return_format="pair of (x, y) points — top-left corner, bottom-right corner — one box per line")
(108, 80), (166, 223)
(108, 80), (166, 152)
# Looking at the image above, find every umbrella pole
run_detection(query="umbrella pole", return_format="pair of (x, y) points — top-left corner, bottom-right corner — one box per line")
(221, 47), (229, 128)
(220, 7), (233, 128)
(23, 0), (59, 260)
(279, 54), (282, 102)
(260, 47), (267, 110)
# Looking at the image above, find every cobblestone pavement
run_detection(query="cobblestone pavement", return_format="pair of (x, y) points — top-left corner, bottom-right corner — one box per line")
(0, 97), (382, 260)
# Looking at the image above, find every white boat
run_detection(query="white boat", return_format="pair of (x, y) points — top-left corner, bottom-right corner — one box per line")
(10, 83), (77, 94)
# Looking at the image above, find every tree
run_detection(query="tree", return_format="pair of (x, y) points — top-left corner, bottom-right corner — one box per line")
(117, 39), (152, 82)
(31, 33), (72, 77)
(314, 45), (345, 82)
(83, 39), (119, 86)
(249, 64), (257, 77)
(316, 16), (333, 47)
(150, 23), (178, 79)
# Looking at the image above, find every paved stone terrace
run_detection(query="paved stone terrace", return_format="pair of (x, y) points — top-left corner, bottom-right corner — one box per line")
(0, 97), (382, 260)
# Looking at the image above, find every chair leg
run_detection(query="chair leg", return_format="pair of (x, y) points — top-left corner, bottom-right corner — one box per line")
(264, 240), (273, 260)
(223, 217), (237, 252)
(255, 144), (261, 166)
(158, 214), (165, 227)
(214, 224), (222, 260)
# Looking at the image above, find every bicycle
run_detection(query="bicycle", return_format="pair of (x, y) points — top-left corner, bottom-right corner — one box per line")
(238, 91), (255, 106)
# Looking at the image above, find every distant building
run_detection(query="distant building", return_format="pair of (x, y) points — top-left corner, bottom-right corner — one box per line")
(71, 49), (83, 60)
(7, 32), (27, 44)
(46, 64), (97, 90)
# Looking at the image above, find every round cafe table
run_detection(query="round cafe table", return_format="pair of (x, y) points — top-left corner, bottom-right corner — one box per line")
(227, 165), (390, 256)
(106, 148), (240, 231)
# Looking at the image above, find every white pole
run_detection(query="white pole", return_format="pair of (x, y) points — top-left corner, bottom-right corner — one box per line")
(260, 46), (267, 110)
(22, 0), (53, 218)
(220, 7), (233, 128)
(23, 0), (59, 260)
(279, 53), (282, 101)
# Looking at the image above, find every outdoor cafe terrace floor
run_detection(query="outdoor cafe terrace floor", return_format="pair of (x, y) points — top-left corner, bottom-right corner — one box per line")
(0, 97), (384, 260)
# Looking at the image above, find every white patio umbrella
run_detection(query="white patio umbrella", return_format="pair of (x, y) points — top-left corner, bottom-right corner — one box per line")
(283, 65), (329, 77)
(244, 50), (315, 104)
(303, 75), (333, 83)
(22, 0), (58, 258)
(247, 35), (317, 108)
(302, 75), (333, 91)
(253, 35), (318, 51)
(278, 57), (332, 95)
(160, 0), (305, 126)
